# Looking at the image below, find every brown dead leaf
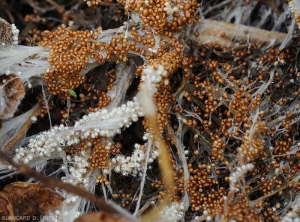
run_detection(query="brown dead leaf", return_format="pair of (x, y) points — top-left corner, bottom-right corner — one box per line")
(74, 212), (135, 222)
(0, 193), (14, 218)
(0, 182), (64, 221)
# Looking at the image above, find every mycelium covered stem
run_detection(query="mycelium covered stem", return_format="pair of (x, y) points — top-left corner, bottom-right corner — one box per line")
(191, 19), (287, 48)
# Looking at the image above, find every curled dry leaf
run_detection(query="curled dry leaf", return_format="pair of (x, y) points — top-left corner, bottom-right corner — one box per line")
(74, 212), (135, 222)
(0, 73), (25, 120)
(0, 18), (13, 45)
(0, 182), (64, 221)
(0, 193), (14, 218)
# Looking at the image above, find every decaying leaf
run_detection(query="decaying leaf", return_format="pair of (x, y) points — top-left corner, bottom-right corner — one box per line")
(0, 73), (25, 120)
(0, 182), (64, 221)
(0, 193), (14, 218)
(74, 212), (135, 222)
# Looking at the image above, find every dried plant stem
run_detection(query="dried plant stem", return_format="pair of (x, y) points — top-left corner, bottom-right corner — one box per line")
(249, 174), (300, 208)
(134, 139), (152, 216)
(288, 0), (300, 28)
(4, 104), (40, 151)
(193, 20), (287, 47)
(167, 124), (190, 213)
(137, 195), (158, 216)
(141, 115), (174, 222)
(173, 76), (186, 96)
(45, 0), (64, 12)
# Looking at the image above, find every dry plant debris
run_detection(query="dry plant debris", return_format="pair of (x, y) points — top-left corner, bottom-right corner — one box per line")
(0, 0), (299, 222)
(0, 182), (64, 221)
(288, 0), (300, 28)
(0, 73), (25, 120)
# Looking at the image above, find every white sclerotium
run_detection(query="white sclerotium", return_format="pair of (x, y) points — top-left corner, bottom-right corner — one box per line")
(282, 212), (300, 222)
(158, 202), (185, 222)
(13, 99), (144, 164)
(111, 141), (159, 176)
(163, 1), (179, 15)
(229, 163), (254, 191)
(11, 98), (144, 222)
(11, 24), (19, 45)
(48, 192), (85, 222)
(138, 65), (167, 115)
(140, 65), (167, 92)
(40, 151), (93, 222)
(30, 116), (37, 122)
(61, 152), (89, 187)
(73, 98), (143, 139)
(288, 0), (300, 28)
